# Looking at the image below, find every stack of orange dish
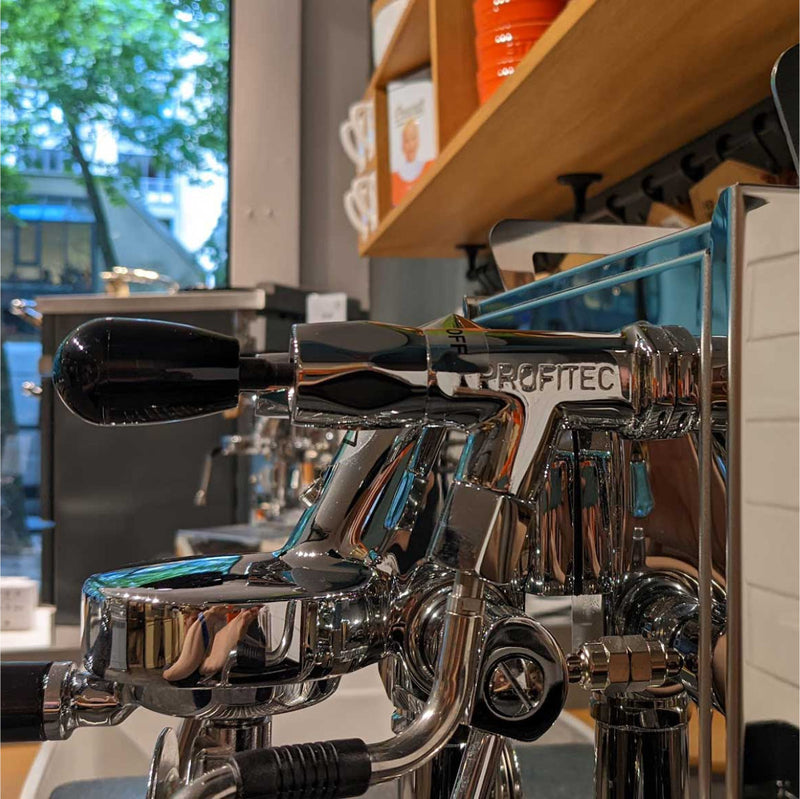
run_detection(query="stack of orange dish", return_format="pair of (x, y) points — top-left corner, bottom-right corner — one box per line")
(474, 0), (567, 103)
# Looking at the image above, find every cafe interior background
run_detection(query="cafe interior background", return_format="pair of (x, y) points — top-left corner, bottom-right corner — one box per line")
(0, 1), (798, 797)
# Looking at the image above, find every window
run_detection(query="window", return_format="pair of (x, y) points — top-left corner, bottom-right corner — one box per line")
(0, 0), (231, 583)
(13, 222), (40, 267)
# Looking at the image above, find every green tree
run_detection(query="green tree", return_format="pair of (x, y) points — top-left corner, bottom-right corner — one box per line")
(1, 0), (229, 272)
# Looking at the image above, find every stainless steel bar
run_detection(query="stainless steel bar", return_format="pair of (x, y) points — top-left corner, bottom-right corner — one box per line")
(488, 219), (674, 275)
(450, 730), (505, 799)
(724, 187), (745, 799)
(475, 252), (703, 326)
(479, 222), (711, 316)
(697, 250), (713, 799)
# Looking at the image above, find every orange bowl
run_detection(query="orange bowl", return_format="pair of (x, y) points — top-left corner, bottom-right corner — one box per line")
(476, 38), (541, 70)
(477, 58), (522, 84)
(473, 0), (566, 29)
(475, 21), (550, 51)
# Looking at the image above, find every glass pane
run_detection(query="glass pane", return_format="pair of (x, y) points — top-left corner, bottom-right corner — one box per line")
(1, 224), (13, 278)
(15, 222), (38, 265)
(40, 221), (66, 286)
(0, 0), (231, 585)
(64, 223), (92, 291)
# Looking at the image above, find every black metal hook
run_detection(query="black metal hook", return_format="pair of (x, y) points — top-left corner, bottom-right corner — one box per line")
(557, 173), (603, 220)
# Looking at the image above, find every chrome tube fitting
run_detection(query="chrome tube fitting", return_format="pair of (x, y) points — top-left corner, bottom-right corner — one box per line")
(567, 635), (682, 694)
(612, 570), (727, 710)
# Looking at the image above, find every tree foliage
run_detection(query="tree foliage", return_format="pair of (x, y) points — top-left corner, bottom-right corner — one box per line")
(1, 0), (229, 270)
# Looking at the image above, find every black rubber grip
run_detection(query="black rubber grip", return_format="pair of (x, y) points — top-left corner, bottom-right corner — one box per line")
(1, 662), (52, 742)
(235, 738), (371, 799)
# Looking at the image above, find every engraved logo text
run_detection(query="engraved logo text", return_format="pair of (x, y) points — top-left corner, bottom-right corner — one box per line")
(483, 362), (618, 393)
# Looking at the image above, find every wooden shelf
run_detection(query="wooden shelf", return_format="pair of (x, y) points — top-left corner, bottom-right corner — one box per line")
(360, 0), (798, 258)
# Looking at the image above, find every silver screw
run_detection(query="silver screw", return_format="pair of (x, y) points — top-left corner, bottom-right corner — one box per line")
(485, 655), (545, 720)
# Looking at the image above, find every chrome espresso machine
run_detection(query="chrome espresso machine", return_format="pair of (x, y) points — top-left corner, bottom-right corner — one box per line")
(1, 185), (797, 799)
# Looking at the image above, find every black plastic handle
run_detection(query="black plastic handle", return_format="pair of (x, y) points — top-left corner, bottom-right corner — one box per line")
(52, 317), (290, 426)
(1, 661), (52, 742)
(234, 738), (371, 798)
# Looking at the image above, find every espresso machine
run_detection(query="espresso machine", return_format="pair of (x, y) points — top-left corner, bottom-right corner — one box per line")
(2, 185), (797, 799)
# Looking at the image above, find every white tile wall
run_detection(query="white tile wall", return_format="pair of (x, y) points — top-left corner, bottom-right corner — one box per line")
(740, 189), (800, 726)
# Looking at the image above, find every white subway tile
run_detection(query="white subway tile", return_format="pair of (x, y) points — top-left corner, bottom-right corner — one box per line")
(742, 504), (800, 598)
(744, 584), (799, 687)
(742, 421), (798, 509)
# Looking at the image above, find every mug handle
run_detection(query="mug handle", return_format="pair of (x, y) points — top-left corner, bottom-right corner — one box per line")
(352, 175), (377, 230)
(343, 189), (369, 238)
(350, 102), (375, 161)
(339, 120), (366, 172)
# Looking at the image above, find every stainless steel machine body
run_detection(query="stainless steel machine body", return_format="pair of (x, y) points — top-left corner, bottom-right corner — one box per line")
(2, 185), (796, 799)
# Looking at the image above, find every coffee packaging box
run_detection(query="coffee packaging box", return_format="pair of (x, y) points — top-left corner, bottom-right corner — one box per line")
(387, 69), (437, 206)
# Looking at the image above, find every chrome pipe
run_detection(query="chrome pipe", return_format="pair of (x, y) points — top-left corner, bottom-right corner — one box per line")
(368, 572), (485, 784)
(170, 764), (240, 799)
(592, 690), (690, 799)
(450, 730), (505, 799)
(697, 250), (714, 798)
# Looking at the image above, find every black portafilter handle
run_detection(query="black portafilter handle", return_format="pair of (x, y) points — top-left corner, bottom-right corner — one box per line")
(52, 317), (293, 426)
(1, 662), (52, 742)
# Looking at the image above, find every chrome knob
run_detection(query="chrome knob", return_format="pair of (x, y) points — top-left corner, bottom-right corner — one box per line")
(485, 655), (546, 720)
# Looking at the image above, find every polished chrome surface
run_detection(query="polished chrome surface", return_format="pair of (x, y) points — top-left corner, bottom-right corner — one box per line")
(612, 570), (726, 710)
(181, 719), (272, 784)
(170, 764), (240, 799)
(368, 573), (486, 784)
(285, 314), (727, 587)
(450, 730), (505, 799)
(697, 250), (714, 799)
(80, 551), (379, 718)
(592, 689), (690, 799)
(567, 635), (682, 694)
(41, 660), (135, 740)
(42, 662), (76, 741)
(147, 727), (181, 799)
(485, 656), (545, 719)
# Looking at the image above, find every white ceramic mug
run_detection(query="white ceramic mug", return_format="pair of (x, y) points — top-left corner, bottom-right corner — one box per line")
(339, 100), (375, 173)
